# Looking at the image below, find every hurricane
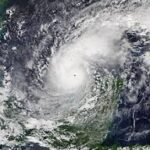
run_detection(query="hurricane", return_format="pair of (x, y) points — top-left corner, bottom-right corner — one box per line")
(0, 0), (150, 149)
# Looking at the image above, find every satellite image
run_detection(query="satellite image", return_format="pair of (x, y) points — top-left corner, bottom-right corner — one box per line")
(0, 0), (150, 149)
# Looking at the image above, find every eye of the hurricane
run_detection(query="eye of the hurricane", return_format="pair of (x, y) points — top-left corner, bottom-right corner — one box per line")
(48, 47), (89, 95)
(52, 63), (88, 92)
(59, 66), (86, 90)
